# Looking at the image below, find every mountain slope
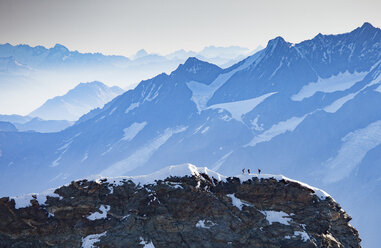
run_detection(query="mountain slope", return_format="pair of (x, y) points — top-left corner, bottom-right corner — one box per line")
(0, 164), (361, 248)
(0, 22), (380, 247)
(0, 43), (256, 115)
(0, 121), (17, 132)
(29, 81), (124, 121)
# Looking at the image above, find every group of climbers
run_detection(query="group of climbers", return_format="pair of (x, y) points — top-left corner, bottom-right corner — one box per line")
(242, 168), (261, 174)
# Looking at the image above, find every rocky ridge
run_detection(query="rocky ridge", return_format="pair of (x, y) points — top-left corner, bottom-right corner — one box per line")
(0, 164), (361, 247)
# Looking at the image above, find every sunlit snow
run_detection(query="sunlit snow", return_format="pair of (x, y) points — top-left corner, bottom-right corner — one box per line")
(122, 122), (147, 141)
(101, 127), (187, 176)
(323, 93), (357, 113)
(246, 114), (308, 147)
(323, 120), (381, 183)
(291, 70), (368, 101)
(261, 210), (291, 225)
(139, 237), (155, 248)
(81, 231), (107, 248)
(196, 220), (216, 229)
(87, 205), (110, 220)
(285, 230), (310, 242)
(187, 50), (264, 112)
(227, 193), (252, 210)
(207, 92), (277, 122)
(125, 102), (140, 114)
(11, 188), (62, 209)
(211, 151), (233, 171)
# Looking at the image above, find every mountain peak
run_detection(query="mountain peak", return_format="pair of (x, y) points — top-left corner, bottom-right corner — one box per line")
(176, 57), (222, 75)
(360, 22), (374, 30)
(53, 43), (65, 48)
(184, 56), (203, 64)
(51, 44), (69, 53)
(29, 81), (123, 121)
(179, 57), (207, 72)
(134, 49), (148, 59)
(270, 36), (286, 44)
(265, 36), (289, 54)
(75, 81), (108, 90)
(170, 57), (222, 84)
(354, 21), (379, 35)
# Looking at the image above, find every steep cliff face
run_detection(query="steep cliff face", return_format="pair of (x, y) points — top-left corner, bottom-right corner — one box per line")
(0, 165), (360, 248)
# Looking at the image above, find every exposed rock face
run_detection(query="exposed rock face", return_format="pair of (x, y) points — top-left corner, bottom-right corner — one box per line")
(0, 166), (361, 248)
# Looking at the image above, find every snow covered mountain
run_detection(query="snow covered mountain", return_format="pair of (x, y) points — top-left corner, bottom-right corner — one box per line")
(0, 43), (130, 68)
(0, 114), (72, 133)
(13, 118), (73, 133)
(0, 22), (380, 246)
(0, 121), (17, 132)
(29, 81), (124, 121)
(0, 43), (256, 115)
(0, 164), (360, 247)
(166, 45), (262, 67)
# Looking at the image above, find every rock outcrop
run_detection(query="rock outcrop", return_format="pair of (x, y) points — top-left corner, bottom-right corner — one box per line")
(0, 164), (361, 248)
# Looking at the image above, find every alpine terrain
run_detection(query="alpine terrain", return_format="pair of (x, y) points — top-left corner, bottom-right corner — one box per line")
(29, 81), (124, 121)
(0, 164), (361, 247)
(0, 22), (380, 246)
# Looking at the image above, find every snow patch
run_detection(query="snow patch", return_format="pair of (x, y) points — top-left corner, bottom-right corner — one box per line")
(58, 140), (73, 151)
(87, 205), (110, 220)
(81, 231), (107, 248)
(81, 152), (89, 162)
(139, 237), (155, 248)
(52, 133), (81, 167)
(285, 231), (310, 242)
(375, 84), (381, 93)
(246, 114), (308, 147)
(251, 115), (264, 131)
(207, 92), (277, 122)
(323, 93), (357, 113)
(211, 151), (233, 171)
(292, 70), (368, 101)
(122, 122), (147, 141)
(11, 188), (62, 209)
(143, 84), (162, 102)
(201, 126), (209, 134)
(101, 126), (188, 177)
(125, 102), (140, 114)
(294, 231), (310, 242)
(109, 107), (117, 115)
(187, 51), (264, 112)
(227, 193), (252, 210)
(196, 220), (216, 229)
(323, 71), (381, 113)
(261, 210), (291, 225)
(323, 120), (381, 183)
(51, 155), (62, 167)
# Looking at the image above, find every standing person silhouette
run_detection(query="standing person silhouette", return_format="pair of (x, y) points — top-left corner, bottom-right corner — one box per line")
(248, 169), (251, 174)
(258, 168), (261, 174)
(242, 168), (245, 174)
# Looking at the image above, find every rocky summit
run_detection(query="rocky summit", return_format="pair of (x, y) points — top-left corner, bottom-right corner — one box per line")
(0, 164), (360, 248)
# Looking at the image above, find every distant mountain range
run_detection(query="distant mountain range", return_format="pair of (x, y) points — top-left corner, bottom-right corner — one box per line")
(0, 22), (380, 247)
(0, 81), (123, 132)
(0, 43), (260, 115)
(0, 121), (17, 132)
(29, 81), (124, 121)
(0, 114), (73, 133)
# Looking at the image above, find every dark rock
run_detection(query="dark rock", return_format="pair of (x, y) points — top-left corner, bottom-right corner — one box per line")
(0, 174), (361, 247)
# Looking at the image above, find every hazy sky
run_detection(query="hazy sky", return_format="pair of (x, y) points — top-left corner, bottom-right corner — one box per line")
(1, 0), (380, 56)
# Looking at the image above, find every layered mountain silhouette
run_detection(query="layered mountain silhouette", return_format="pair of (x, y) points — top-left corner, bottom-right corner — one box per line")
(29, 81), (124, 121)
(0, 42), (256, 115)
(0, 22), (380, 247)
